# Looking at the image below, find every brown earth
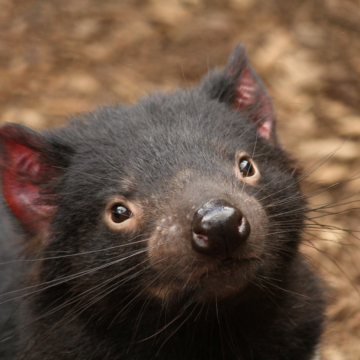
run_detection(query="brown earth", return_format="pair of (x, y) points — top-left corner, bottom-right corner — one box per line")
(1, 0), (360, 358)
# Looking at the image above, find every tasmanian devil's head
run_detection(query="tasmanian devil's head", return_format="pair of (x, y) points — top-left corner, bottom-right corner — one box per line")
(0, 45), (305, 311)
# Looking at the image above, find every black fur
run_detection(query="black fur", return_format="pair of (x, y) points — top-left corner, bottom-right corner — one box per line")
(0, 196), (22, 359)
(0, 47), (325, 359)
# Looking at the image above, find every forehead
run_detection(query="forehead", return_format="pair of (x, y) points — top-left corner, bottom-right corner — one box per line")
(61, 90), (264, 194)
(100, 91), (259, 152)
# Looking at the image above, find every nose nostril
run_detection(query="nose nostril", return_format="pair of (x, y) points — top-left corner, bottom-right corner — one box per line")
(238, 216), (251, 239)
(193, 227), (208, 239)
(238, 217), (243, 230)
(194, 230), (207, 238)
(192, 232), (209, 251)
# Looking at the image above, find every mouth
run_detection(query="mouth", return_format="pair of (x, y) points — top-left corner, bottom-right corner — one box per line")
(220, 253), (261, 265)
(221, 257), (235, 265)
(208, 255), (257, 272)
(147, 255), (260, 302)
(196, 256), (259, 283)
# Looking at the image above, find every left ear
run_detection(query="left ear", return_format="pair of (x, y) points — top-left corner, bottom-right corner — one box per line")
(205, 44), (277, 143)
(224, 44), (276, 142)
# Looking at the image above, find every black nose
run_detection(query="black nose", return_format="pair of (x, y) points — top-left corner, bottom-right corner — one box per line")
(191, 199), (251, 256)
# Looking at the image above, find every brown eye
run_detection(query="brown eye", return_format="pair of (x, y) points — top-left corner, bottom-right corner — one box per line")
(111, 204), (132, 223)
(239, 157), (255, 177)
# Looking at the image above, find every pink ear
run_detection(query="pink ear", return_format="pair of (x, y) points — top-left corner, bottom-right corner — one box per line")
(0, 124), (59, 235)
(225, 44), (276, 142)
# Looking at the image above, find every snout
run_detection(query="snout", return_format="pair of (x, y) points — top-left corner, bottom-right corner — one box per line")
(191, 199), (251, 257)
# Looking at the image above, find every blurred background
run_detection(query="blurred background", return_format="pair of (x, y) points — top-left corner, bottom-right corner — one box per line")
(1, 0), (360, 358)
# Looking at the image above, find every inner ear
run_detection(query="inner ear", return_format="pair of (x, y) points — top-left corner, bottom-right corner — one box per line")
(224, 44), (277, 143)
(0, 123), (64, 236)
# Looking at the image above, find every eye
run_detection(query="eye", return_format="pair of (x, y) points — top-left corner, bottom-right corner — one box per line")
(239, 157), (255, 177)
(111, 204), (132, 223)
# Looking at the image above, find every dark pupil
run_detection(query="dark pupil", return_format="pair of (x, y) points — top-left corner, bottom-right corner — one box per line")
(112, 205), (130, 223)
(239, 159), (253, 176)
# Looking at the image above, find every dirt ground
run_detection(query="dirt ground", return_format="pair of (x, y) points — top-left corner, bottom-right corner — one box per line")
(1, 0), (360, 358)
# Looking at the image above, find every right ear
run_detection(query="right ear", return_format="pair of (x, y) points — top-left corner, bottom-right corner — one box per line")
(0, 123), (68, 236)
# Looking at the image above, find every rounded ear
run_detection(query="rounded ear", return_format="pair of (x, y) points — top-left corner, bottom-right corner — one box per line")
(0, 123), (68, 236)
(203, 44), (277, 144)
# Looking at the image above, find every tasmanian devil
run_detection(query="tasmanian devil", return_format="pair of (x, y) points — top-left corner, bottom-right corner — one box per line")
(0, 44), (325, 359)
